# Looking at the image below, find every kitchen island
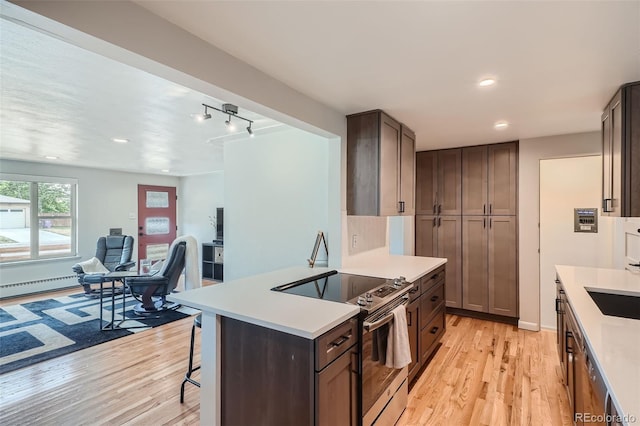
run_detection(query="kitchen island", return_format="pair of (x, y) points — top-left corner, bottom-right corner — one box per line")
(168, 254), (446, 425)
(555, 265), (640, 425)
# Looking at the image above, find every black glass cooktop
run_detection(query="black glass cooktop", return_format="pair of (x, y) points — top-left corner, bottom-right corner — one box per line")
(271, 270), (388, 304)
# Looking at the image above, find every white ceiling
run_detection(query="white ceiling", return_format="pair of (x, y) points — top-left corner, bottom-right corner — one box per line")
(0, 17), (287, 176)
(136, 0), (640, 150)
(1, 1), (639, 176)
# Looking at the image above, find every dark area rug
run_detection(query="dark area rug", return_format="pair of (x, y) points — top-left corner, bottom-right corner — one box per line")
(0, 293), (196, 374)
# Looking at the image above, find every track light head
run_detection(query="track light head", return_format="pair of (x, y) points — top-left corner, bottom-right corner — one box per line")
(194, 105), (212, 122)
(247, 124), (254, 137)
(225, 115), (236, 131)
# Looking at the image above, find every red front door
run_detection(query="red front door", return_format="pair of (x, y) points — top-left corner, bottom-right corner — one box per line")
(137, 184), (177, 261)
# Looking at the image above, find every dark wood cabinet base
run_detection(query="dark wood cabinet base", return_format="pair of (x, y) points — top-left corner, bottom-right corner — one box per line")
(220, 316), (359, 426)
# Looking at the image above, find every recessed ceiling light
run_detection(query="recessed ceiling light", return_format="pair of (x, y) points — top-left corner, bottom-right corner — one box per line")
(478, 78), (496, 87)
(161, 169), (170, 173)
(44, 155), (58, 160)
(494, 121), (509, 130)
(112, 138), (129, 143)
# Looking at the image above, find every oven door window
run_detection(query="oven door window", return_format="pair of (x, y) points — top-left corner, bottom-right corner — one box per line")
(361, 323), (403, 414)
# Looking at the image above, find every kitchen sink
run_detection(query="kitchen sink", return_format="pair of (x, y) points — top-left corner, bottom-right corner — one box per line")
(587, 291), (640, 320)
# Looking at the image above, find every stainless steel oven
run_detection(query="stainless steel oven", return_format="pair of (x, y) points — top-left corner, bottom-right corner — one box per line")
(362, 295), (410, 426)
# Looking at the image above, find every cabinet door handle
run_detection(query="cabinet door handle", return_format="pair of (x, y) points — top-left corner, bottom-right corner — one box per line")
(489, 204), (492, 214)
(555, 279), (560, 284)
(438, 217), (441, 227)
(489, 218), (492, 228)
(432, 217), (437, 227)
(329, 334), (351, 349)
(433, 203), (437, 214)
(407, 311), (412, 326)
(430, 295), (439, 302)
(430, 326), (439, 334)
(483, 204), (486, 214)
(438, 204), (442, 214)
(603, 198), (613, 212)
(398, 201), (405, 213)
(565, 331), (574, 354)
(483, 218), (486, 228)
(555, 298), (561, 313)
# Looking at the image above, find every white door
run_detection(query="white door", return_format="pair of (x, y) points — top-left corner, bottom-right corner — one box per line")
(539, 156), (612, 329)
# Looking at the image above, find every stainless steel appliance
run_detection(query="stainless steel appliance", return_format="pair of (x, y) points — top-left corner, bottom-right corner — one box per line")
(272, 271), (414, 426)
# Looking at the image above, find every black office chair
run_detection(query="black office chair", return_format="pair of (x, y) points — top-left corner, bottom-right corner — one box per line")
(126, 241), (186, 314)
(72, 235), (135, 297)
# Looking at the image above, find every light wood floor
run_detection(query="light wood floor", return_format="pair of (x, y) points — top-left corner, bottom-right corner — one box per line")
(1, 290), (571, 425)
(398, 315), (572, 426)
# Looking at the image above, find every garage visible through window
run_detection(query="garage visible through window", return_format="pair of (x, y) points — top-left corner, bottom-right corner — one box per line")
(0, 175), (77, 263)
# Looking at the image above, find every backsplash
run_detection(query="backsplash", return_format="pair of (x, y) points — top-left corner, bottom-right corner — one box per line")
(346, 216), (387, 255)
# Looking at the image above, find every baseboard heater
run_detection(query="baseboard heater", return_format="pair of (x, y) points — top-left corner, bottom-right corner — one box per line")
(0, 275), (78, 299)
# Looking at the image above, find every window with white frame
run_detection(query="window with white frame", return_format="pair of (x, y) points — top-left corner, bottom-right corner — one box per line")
(0, 174), (77, 263)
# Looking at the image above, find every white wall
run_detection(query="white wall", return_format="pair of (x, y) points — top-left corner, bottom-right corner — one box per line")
(518, 131), (601, 330)
(223, 128), (331, 281)
(539, 156), (612, 329)
(178, 171), (224, 269)
(0, 159), (178, 296)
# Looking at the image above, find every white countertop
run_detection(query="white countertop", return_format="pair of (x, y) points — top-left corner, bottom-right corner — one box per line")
(169, 254), (446, 340)
(168, 266), (360, 339)
(555, 265), (640, 424)
(340, 248), (447, 282)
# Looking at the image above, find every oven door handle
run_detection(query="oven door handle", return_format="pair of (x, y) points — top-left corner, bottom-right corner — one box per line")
(363, 297), (409, 332)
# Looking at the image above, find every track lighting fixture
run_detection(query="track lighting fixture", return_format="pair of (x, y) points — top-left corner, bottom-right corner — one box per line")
(196, 102), (254, 136)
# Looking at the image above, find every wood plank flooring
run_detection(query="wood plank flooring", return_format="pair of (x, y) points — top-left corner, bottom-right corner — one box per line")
(1, 290), (571, 426)
(398, 315), (572, 426)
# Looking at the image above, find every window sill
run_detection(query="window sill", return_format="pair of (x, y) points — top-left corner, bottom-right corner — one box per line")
(0, 256), (82, 268)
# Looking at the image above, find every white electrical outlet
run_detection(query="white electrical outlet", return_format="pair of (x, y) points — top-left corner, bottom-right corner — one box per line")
(351, 234), (358, 248)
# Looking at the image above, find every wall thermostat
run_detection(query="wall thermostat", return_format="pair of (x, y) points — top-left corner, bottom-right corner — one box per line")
(574, 208), (598, 233)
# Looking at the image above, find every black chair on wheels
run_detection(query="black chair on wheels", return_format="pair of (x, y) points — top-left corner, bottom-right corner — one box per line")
(72, 235), (135, 297)
(125, 241), (186, 314)
(180, 313), (202, 403)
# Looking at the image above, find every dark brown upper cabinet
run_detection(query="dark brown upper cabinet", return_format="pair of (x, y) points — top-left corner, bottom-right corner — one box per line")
(416, 149), (462, 216)
(347, 110), (415, 216)
(462, 142), (517, 216)
(602, 81), (640, 217)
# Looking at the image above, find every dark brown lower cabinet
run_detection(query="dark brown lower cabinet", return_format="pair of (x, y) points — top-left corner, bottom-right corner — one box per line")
(221, 316), (359, 426)
(316, 345), (358, 426)
(461, 215), (518, 318)
(407, 266), (447, 385)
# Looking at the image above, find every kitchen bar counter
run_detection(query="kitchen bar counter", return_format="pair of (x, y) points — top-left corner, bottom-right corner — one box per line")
(169, 253), (446, 425)
(555, 265), (640, 424)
